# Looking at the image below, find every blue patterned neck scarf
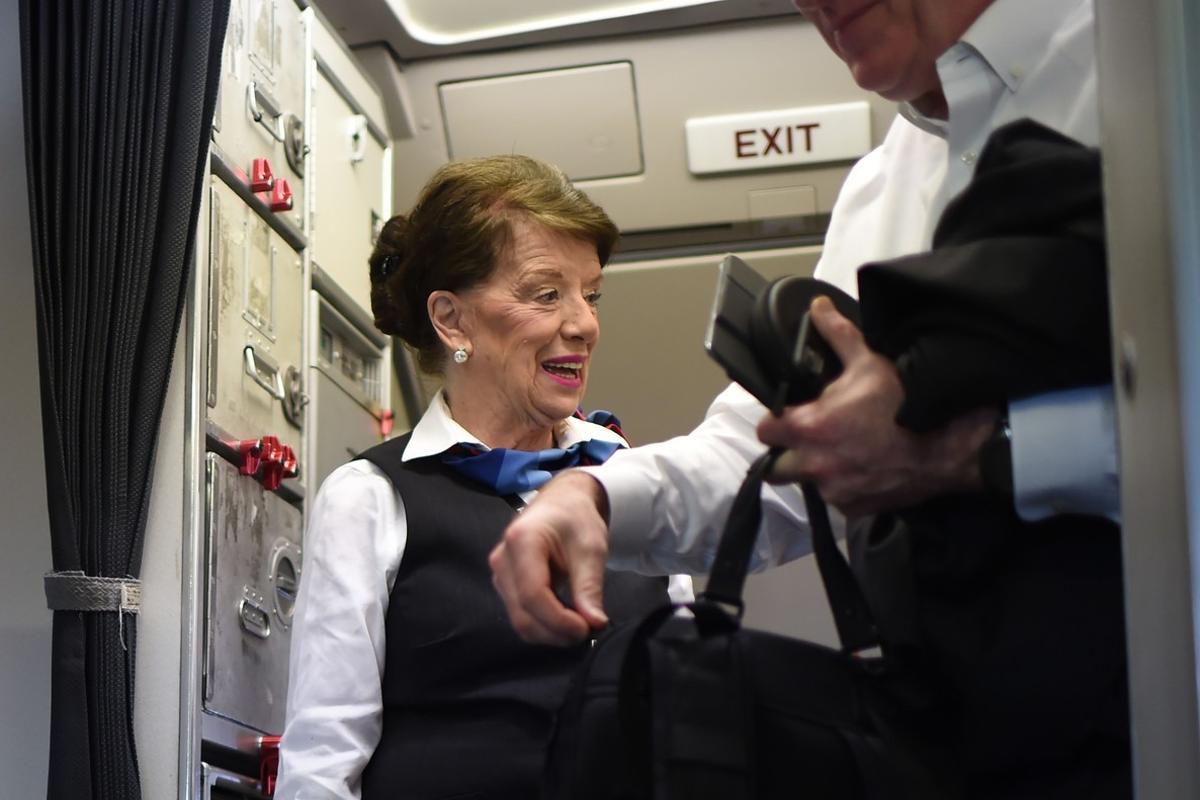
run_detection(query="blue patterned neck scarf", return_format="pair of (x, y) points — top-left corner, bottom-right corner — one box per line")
(439, 410), (626, 496)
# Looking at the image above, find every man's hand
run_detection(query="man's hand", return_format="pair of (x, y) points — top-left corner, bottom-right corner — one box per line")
(756, 297), (997, 516)
(489, 470), (612, 645)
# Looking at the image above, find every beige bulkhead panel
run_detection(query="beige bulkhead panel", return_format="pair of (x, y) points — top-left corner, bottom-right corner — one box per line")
(387, 16), (893, 232)
(585, 245), (821, 445)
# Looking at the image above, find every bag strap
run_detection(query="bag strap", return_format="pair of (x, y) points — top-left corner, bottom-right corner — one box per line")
(697, 450), (779, 618)
(700, 448), (881, 656)
(800, 479), (882, 655)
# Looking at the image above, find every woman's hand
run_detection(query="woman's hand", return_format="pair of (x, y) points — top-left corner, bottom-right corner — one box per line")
(756, 297), (996, 516)
(489, 470), (612, 645)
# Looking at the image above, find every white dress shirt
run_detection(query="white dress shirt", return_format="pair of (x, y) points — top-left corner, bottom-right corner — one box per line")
(595, 0), (1117, 579)
(276, 390), (693, 800)
(818, 0), (1118, 523)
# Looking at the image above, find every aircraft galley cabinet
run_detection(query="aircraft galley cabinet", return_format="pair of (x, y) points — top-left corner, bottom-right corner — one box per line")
(180, 1), (399, 796)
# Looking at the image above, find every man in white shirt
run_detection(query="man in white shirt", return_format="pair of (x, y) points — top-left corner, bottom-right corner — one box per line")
(491, 1), (1128, 795)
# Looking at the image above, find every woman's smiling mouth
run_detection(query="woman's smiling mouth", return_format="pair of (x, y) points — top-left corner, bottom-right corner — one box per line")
(541, 355), (586, 387)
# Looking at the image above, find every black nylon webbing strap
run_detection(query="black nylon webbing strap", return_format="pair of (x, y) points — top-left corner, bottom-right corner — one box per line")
(701, 449), (779, 610)
(700, 448), (880, 655)
(799, 481), (880, 655)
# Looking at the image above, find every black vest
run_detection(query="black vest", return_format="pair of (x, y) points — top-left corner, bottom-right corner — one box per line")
(357, 433), (668, 800)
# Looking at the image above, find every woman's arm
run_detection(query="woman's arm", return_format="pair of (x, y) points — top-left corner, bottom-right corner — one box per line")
(275, 461), (408, 800)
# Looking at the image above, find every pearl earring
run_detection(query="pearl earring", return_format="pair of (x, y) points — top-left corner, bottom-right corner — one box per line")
(453, 347), (469, 364)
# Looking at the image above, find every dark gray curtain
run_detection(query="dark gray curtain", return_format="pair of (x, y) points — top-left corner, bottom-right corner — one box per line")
(19, 0), (230, 797)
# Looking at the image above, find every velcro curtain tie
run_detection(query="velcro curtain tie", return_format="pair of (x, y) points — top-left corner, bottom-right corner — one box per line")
(44, 571), (142, 614)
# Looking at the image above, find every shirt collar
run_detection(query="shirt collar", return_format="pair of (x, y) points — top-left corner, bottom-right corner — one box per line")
(897, 102), (948, 138)
(401, 388), (628, 462)
(898, 0), (1083, 136)
(959, 0), (1075, 93)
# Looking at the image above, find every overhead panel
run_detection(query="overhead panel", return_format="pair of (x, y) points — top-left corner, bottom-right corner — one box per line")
(314, 0), (800, 61)
(440, 62), (643, 181)
(384, 0), (725, 44)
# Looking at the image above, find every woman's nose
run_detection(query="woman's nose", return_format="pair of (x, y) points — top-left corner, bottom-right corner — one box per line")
(562, 295), (599, 342)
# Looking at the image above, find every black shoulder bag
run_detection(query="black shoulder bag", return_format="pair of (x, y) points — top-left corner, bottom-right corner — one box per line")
(543, 450), (957, 800)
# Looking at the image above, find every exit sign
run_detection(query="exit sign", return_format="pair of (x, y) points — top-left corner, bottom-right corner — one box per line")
(685, 101), (872, 174)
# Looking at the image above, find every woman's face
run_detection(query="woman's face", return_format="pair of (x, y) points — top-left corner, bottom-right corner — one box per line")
(457, 216), (603, 438)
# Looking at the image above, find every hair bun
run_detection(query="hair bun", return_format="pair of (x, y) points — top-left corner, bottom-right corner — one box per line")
(369, 215), (412, 338)
(372, 253), (402, 282)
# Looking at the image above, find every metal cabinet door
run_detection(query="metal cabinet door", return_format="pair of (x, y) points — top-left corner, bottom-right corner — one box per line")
(207, 177), (305, 461)
(311, 295), (388, 487)
(213, 0), (307, 233)
(204, 454), (303, 735)
(313, 370), (385, 487)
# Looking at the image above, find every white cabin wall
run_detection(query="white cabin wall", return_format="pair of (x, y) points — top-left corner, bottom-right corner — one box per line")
(0, 0), (53, 794)
(134, 332), (189, 799)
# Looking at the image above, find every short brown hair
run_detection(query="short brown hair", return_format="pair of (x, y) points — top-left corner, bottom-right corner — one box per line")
(369, 155), (619, 374)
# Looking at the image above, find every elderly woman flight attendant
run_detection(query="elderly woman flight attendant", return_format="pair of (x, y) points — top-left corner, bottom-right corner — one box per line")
(276, 155), (684, 800)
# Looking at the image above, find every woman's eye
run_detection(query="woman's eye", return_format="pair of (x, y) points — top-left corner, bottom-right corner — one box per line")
(585, 292), (602, 307)
(536, 289), (559, 303)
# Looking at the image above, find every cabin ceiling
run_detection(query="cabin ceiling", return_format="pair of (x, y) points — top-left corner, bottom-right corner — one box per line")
(313, 0), (800, 62)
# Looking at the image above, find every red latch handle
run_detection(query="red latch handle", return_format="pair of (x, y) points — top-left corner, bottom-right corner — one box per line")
(269, 178), (293, 212)
(237, 438), (265, 477)
(236, 436), (298, 490)
(380, 409), (394, 437)
(259, 735), (281, 796)
(250, 157), (275, 193)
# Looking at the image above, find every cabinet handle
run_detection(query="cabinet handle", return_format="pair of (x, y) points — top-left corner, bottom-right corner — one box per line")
(244, 345), (285, 400)
(246, 80), (287, 144)
(237, 585), (271, 639)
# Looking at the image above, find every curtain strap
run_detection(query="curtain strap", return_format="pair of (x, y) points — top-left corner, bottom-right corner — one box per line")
(44, 571), (142, 614)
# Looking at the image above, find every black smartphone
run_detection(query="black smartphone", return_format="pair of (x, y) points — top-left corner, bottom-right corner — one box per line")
(704, 255), (860, 416)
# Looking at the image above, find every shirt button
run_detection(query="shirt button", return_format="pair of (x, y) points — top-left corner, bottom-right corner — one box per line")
(961, 150), (978, 166)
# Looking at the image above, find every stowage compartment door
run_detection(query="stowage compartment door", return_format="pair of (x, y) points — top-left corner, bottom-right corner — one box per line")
(207, 177), (306, 466)
(204, 454), (303, 735)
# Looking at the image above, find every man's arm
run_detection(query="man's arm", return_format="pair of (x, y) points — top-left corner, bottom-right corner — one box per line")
(491, 384), (813, 645)
(488, 471), (611, 646)
(1009, 386), (1120, 522)
(757, 298), (1121, 524)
